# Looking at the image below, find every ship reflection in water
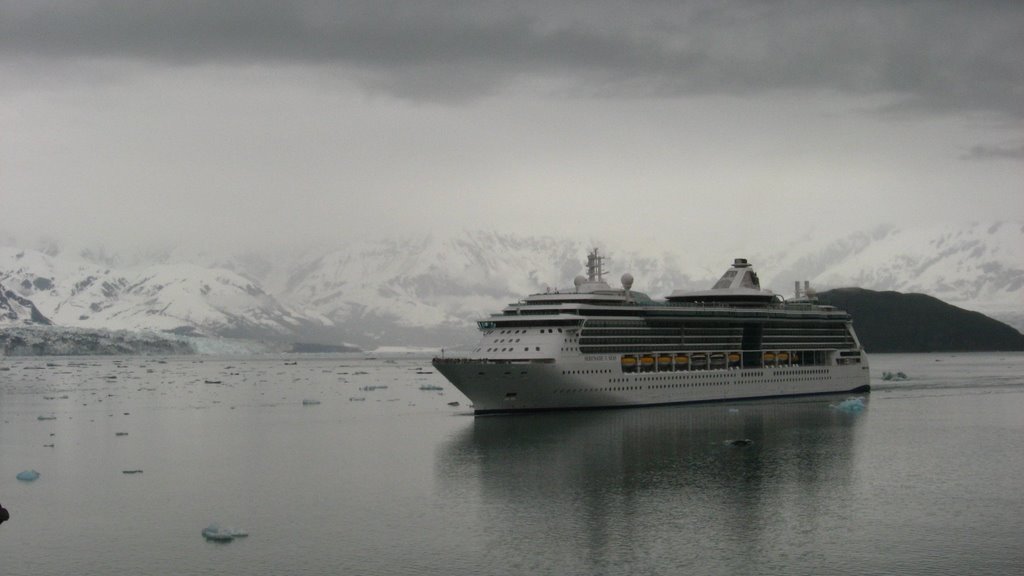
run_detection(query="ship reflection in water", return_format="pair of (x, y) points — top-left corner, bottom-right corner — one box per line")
(437, 398), (868, 574)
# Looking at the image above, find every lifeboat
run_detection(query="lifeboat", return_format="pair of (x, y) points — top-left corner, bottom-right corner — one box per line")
(675, 354), (689, 364)
(710, 353), (726, 366)
(658, 355), (672, 367)
(777, 351), (790, 362)
(691, 353), (707, 367)
(620, 356), (637, 366)
(727, 352), (741, 363)
(763, 352), (776, 363)
(640, 356), (655, 371)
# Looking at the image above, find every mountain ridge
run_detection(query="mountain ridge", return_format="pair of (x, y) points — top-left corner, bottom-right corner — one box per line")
(817, 287), (1024, 352)
(2, 222), (1021, 347)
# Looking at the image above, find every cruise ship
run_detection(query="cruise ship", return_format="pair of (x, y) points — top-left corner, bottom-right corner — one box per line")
(433, 249), (870, 414)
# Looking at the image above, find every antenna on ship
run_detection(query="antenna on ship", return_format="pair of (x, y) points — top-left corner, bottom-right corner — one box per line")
(586, 248), (606, 282)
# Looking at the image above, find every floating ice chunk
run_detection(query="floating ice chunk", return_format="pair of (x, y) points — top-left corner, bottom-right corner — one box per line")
(419, 384), (443, 391)
(202, 524), (234, 542)
(881, 371), (908, 381)
(727, 439), (752, 447)
(202, 523), (248, 542)
(301, 399), (321, 406)
(37, 415), (56, 421)
(833, 397), (866, 413)
(16, 470), (40, 482)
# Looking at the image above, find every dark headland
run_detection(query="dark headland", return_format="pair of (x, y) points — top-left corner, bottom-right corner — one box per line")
(817, 288), (1024, 353)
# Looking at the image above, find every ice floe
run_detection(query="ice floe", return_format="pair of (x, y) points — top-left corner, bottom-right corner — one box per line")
(881, 371), (908, 381)
(202, 523), (248, 542)
(832, 397), (866, 413)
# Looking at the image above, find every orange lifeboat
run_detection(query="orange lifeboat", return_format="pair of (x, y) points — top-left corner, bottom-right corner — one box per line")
(777, 352), (790, 362)
(728, 352), (741, 363)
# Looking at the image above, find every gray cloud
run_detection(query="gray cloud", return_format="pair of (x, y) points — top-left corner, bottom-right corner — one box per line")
(2, 1), (1022, 115)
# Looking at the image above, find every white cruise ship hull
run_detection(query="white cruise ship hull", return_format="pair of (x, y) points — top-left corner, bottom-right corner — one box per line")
(433, 251), (871, 414)
(434, 358), (870, 414)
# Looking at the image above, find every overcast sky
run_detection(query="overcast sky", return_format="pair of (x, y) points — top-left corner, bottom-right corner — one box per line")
(1, 0), (1021, 257)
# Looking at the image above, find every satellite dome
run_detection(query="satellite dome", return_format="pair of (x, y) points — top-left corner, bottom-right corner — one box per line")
(574, 275), (586, 288)
(621, 273), (634, 290)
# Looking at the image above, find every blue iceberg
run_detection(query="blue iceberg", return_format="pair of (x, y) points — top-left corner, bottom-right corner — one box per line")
(16, 470), (40, 482)
(833, 397), (866, 413)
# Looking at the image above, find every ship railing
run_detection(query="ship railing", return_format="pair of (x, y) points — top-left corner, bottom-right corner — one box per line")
(432, 357), (554, 365)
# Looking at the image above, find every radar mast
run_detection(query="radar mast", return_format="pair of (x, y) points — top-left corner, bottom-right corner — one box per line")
(586, 248), (606, 282)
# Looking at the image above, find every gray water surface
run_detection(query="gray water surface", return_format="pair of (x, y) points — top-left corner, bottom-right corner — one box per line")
(2, 353), (1023, 575)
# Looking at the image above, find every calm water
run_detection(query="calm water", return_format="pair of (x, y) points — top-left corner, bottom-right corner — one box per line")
(1, 352), (1023, 575)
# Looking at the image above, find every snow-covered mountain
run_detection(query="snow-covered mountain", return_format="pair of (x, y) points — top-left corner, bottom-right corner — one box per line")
(1, 281), (52, 325)
(0, 247), (324, 341)
(259, 232), (709, 346)
(758, 222), (1024, 329)
(2, 222), (1021, 348)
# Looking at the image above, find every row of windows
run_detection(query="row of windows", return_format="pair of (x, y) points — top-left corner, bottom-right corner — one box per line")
(582, 344), (846, 355)
(483, 346), (542, 353)
(555, 386), (643, 394)
(582, 328), (685, 336)
(557, 372), (836, 391)
(492, 328), (564, 335)
(581, 337), (682, 344)
(561, 369), (614, 375)
(769, 369), (830, 376)
(554, 373), (836, 394)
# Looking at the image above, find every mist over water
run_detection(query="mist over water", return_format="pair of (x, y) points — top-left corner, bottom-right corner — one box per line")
(2, 353), (1023, 575)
